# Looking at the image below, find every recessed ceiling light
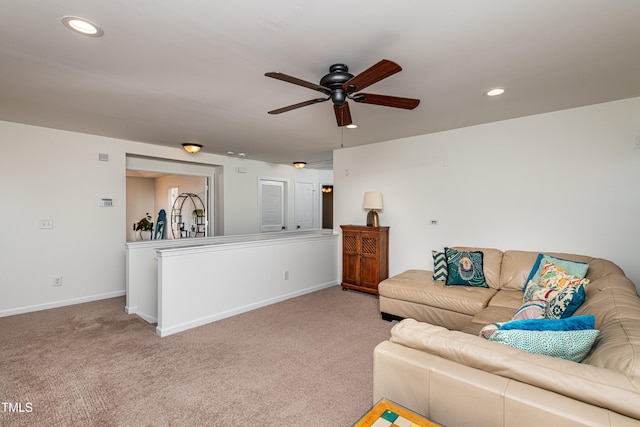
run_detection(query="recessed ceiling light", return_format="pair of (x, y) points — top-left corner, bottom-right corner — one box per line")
(346, 124), (358, 129)
(62, 16), (104, 37)
(485, 88), (505, 97)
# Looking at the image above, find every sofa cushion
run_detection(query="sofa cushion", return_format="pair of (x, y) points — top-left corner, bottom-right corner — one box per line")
(452, 247), (503, 289)
(487, 289), (523, 309)
(578, 281), (640, 377)
(471, 305), (518, 327)
(379, 269), (496, 316)
(445, 248), (488, 288)
(499, 250), (593, 291)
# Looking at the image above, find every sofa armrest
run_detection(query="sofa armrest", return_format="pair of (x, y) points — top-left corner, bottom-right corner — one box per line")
(388, 319), (640, 421)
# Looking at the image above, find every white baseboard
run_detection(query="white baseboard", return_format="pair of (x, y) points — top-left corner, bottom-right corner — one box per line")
(156, 281), (338, 337)
(0, 290), (126, 318)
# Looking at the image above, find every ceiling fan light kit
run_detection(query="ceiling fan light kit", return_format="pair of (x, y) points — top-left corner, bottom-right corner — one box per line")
(265, 59), (420, 127)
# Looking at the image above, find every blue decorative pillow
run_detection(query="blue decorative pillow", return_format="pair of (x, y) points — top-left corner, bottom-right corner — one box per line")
(432, 250), (448, 281)
(499, 314), (595, 331)
(445, 248), (488, 288)
(545, 285), (586, 319)
(489, 329), (599, 362)
(524, 254), (589, 290)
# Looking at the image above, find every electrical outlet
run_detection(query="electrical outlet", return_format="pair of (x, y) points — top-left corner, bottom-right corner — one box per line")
(53, 276), (62, 287)
(39, 219), (53, 229)
(283, 271), (289, 280)
(430, 219), (439, 226)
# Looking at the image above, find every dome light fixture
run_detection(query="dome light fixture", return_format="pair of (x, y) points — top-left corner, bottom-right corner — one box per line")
(62, 16), (104, 37)
(182, 143), (203, 153)
(293, 162), (307, 169)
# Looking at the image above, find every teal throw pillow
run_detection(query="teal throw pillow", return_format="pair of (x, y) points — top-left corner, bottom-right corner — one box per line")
(445, 248), (488, 288)
(489, 329), (599, 362)
(524, 254), (589, 290)
(432, 250), (448, 281)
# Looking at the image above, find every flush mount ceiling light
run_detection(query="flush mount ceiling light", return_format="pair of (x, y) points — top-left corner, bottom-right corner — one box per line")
(485, 88), (506, 97)
(293, 162), (307, 169)
(182, 143), (203, 153)
(62, 16), (104, 37)
(346, 124), (358, 129)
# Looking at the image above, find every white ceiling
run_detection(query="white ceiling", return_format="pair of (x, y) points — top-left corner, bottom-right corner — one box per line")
(2, 1), (639, 167)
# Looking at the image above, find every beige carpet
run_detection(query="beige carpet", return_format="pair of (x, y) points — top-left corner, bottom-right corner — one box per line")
(0, 286), (395, 426)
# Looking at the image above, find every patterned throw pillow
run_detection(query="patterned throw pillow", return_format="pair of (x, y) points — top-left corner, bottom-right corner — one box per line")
(445, 248), (488, 287)
(432, 250), (448, 281)
(523, 281), (585, 319)
(545, 285), (586, 319)
(539, 263), (590, 289)
(512, 299), (546, 320)
(479, 322), (504, 340)
(489, 329), (599, 362)
(523, 281), (558, 302)
(524, 254), (589, 290)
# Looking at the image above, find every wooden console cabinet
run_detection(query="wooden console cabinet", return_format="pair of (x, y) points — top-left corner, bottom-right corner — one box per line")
(340, 225), (389, 295)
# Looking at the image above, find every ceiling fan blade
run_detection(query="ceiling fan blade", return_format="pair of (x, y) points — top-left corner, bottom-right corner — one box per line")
(334, 103), (352, 127)
(268, 98), (328, 115)
(355, 93), (420, 110)
(265, 72), (331, 95)
(342, 59), (402, 92)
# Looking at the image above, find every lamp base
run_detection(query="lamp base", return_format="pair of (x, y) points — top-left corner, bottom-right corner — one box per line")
(366, 210), (379, 227)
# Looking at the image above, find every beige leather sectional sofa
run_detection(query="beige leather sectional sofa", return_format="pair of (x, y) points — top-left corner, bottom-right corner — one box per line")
(374, 247), (640, 427)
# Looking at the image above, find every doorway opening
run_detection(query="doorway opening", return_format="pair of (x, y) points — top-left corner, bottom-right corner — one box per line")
(321, 185), (333, 229)
(125, 155), (220, 242)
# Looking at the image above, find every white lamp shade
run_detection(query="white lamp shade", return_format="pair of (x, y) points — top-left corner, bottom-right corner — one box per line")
(363, 192), (383, 210)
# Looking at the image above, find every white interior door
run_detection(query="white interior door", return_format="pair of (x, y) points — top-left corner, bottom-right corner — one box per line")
(259, 179), (285, 232)
(295, 181), (315, 230)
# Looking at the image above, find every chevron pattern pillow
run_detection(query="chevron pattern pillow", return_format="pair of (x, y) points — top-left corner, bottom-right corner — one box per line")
(432, 250), (448, 281)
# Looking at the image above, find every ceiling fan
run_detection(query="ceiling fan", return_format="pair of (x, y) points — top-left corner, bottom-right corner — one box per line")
(265, 59), (420, 127)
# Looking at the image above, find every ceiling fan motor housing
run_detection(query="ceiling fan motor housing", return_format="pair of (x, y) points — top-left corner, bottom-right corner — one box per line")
(320, 64), (354, 107)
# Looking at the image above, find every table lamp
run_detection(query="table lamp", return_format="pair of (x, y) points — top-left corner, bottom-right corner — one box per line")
(363, 192), (383, 227)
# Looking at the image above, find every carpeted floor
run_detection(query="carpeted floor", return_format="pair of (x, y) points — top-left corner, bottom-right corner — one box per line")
(0, 286), (395, 426)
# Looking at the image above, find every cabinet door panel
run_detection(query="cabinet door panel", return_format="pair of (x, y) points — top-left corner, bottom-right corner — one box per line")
(343, 253), (361, 284)
(360, 256), (380, 289)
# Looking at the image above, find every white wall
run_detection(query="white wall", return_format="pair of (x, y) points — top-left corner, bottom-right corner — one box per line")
(334, 97), (640, 291)
(0, 120), (329, 314)
(126, 177), (156, 242)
